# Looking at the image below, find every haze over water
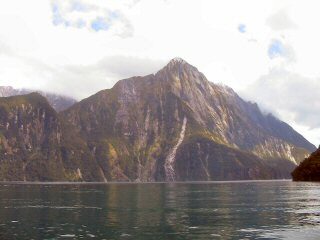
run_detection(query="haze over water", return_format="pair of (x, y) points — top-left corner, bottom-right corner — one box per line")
(0, 180), (320, 239)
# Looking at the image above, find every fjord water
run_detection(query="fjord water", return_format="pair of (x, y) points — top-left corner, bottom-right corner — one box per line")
(0, 181), (320, 239)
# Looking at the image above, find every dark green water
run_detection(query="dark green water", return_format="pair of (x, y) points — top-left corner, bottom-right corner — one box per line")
(0, 180), (320, 240)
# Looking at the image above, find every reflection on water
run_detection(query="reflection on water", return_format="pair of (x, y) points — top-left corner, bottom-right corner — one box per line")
(0, 180), (320, 239)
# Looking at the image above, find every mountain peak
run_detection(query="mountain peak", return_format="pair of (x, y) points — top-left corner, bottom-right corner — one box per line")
(169, 57), (188, 64)
(166, 57), (191, 68)
(158, 57), (197, 74)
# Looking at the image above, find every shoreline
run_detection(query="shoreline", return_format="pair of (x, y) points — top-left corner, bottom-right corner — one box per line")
(0, 179), (293, 185)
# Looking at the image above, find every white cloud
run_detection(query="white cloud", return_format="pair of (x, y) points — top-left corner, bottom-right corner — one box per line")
(242, 67), (320, 145)
(50, 0), (134, 37)
(266, 9), (297, 31)
(0, 49), (165, 99)
(0, 0), (320, 145)
(244, 68), (320, 128)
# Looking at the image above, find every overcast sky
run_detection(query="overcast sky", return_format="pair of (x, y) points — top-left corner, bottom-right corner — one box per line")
(0, 0), (320, 146)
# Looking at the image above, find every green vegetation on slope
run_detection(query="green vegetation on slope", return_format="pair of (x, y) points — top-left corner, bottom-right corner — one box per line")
(292, 148), (320, 181)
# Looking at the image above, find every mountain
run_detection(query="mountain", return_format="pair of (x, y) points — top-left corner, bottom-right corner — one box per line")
(0, 86), (76, 112)
(60, 58), (315, 181)
(292, 147), (320, 181)
(0, 58), (315, 181)
(0, 93), (107, 181)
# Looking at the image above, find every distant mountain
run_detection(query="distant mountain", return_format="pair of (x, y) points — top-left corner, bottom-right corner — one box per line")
(292, 147), (320, 181)
(0, 58), (316, 181)
(0, 86), (76, 112)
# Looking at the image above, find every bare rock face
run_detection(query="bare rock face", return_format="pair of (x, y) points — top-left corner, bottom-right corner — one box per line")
(0, 58), (315, 181)
(0, 86), (76, 112)
(60, 58), (314, 181)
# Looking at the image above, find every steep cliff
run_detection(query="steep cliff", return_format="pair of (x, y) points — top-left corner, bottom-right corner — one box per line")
(0, 93), (105, 181)
(60, 58), (314, 181)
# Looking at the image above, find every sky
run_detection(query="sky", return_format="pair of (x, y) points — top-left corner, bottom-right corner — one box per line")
(0, 0), (320, 146)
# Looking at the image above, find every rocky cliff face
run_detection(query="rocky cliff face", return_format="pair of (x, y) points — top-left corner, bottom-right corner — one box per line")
(0, 86), (76, 112)
(292, 147), (320, 181)
(0, 58), (315, 181)
(60, 58), (314, 181)
(0, 93), (105, 181)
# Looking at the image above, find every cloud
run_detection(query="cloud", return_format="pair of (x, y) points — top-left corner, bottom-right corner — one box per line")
(0, 47), (165, 100)
(266, 9), (297, 31)
(92, 55), (166, 78)
(242, 67), (320, 144)
(0, 41), (14, 56)
(41, 55), (165, 99)
(50, 0), (134, 37)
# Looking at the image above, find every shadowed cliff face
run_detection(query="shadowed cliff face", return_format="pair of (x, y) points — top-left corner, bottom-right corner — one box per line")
(0, 93), (105, 181)
(292, 147), (320, 181)
(0, 58), (315, 181)
(0, 93), (63, 181)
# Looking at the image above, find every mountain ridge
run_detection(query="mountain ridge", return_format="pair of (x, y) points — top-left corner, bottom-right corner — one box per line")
(60, 58), (314, 181)
(0, 86), (77, 112)
(0, 58), (315, 181)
